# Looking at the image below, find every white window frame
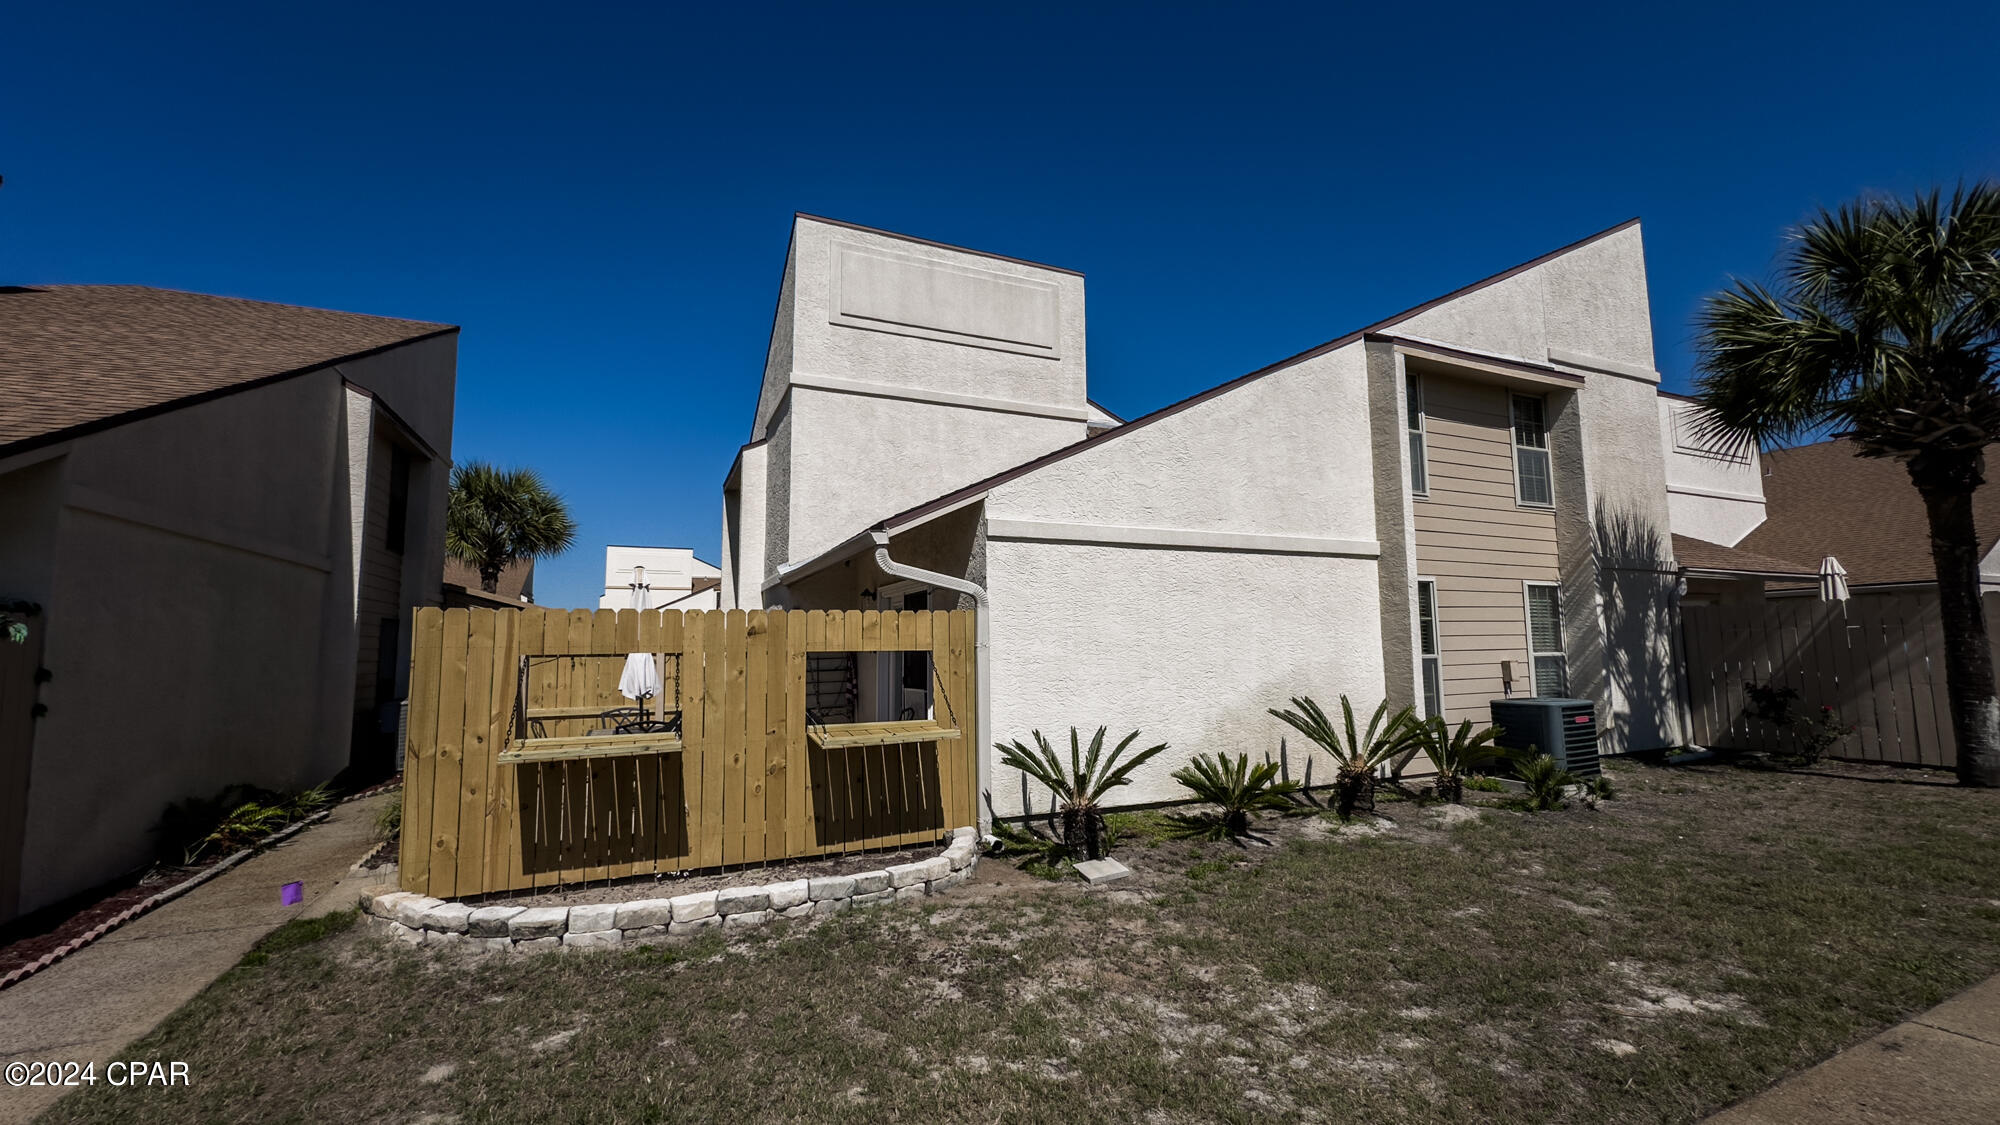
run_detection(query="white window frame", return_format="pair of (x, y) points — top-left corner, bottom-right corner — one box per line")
(1406, 370), (1429, 498)
(1416, 578), (1442, 719)
(1510, 393), (1554, 508)
(1522, 581), (1567, 697)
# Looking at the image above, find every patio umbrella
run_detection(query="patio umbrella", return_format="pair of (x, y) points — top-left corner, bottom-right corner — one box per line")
(619, 572), (662, 707)
(1818, 556), (1850, 610)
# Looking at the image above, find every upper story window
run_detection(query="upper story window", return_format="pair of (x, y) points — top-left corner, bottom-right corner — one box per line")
(1406, 371), (1428, 496)
(1511, 394), (1553, 507)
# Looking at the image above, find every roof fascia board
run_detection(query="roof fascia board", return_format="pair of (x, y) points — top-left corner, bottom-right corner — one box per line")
(1374, 335), (1586, 389)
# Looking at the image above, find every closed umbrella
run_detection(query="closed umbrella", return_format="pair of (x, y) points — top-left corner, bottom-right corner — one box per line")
(619, 571), (662, 709)
(1818, 556), (1850, 611)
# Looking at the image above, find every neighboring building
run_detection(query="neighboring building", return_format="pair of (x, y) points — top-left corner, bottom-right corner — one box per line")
(443, 557), (536, 607)
(599, 546), (721, 611)
(0, 285), (456, 923)
(722, 213), (1685, 813)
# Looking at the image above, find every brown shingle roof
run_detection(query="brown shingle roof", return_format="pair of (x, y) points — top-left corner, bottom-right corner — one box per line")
(443, 558), (535, 602)
(0, 285), (454, 454)
(1671, 534), (1818, 578)
(1735, 439), (2000, 586)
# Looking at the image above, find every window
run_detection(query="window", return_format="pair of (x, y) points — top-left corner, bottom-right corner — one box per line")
(1406, 371), (1428, 496)
(1511, 394), (1553, 506)
(1525, 582), (1567, 696)
(1417, 580), (1442, 719)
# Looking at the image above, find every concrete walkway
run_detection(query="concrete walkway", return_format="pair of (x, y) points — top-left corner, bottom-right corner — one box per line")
(0, 792), (394, 1124)
(1707, 974), (2000, 1124)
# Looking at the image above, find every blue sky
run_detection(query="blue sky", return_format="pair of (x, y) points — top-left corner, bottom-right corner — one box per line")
(7, 2), (1996, 607)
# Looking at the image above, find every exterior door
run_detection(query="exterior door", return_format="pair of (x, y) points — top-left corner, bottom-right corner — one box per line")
(879, 586), (933, 720)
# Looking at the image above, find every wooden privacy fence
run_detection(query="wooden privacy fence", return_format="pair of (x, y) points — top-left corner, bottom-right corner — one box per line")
(1682, 592), (1981, 768)
(400, 606), (978, 900)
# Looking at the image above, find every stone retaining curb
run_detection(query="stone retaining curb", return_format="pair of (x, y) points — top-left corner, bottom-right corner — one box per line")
(363, 827), (980, 952)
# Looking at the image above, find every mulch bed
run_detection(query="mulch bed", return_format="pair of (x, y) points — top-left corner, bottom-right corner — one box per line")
(0, 862), (218, 981)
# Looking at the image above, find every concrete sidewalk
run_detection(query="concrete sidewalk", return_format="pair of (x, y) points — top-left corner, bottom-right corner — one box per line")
(1707, 974), (2000, 1124)
(0, 792), (394, 1124)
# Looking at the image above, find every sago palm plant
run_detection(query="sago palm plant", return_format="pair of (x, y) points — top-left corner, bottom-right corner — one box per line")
(1415, 717), (1505, 804)
(1268, 696), (1421, 819)
(1693, 185), (2000, 786)
(996, 726), (1167, 860)
(1170, 752), (1301, 837)
(1510, 751), (1580, 812)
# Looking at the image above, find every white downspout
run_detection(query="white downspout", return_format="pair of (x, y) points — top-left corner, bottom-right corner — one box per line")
(871, 530), (992, 831)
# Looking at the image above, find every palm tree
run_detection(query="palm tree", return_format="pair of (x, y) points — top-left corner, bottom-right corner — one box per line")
(445, 462), (578, 593)
(1692, 185), (2000, 787)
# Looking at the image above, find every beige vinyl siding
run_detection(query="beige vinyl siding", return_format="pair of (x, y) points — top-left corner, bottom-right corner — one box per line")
(1411, 372), (1559, 725)
(353, 427), (405, 713)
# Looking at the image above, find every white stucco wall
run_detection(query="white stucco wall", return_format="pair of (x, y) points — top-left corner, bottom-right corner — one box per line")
(978, 338), (1386, 813)
(989, 344), (1376, 538)
(984, 542), (1384, 815)
(1657, 394), (1766, 547)
(741, 216), (1093, 582)
(783, 386), (1082, 564)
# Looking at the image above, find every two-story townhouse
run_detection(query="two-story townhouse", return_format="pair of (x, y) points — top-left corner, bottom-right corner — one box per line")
(722, 214), (1686, 813)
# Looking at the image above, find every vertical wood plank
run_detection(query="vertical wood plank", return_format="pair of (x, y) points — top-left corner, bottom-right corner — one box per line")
(428, 608), (471, 899)
(951, 608), (976, 829)
(741, 611), (769, 866)
(452, 610), (497, 896)
(784, 611), (810, 857)
(399, 607), (444, 892)
(763, 608), (790, 863)
(581, 610), (619, 880)
(723, 609), (750, 865)
(698, 611), (729, 869)
(560, 610), (593, 877)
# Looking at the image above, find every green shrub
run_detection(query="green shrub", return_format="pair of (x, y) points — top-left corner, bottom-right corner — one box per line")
(374, 793), (403, 841)
(996, 726), (1167, 860)
(1414, 718), (1506, 804)
(1510, 751), (1579, 811)
(1268, 696), (1422, 820)
(1169, 752), (1301, 838)
(1465, 776), (1506, 793)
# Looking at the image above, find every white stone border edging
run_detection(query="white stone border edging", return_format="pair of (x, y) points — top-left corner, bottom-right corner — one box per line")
(361, 827), (981, 953)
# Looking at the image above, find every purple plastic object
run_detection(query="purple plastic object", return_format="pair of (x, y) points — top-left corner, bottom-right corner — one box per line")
(281, 881), (304, 906)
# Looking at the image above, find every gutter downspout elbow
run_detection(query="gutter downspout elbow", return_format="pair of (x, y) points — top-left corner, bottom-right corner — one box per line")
(871, 531), (993, 832)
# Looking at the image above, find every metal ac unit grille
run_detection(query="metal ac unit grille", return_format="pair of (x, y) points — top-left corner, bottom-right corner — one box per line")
(1488, 698), (1601, 778)
(1558, 703), (1599, 777)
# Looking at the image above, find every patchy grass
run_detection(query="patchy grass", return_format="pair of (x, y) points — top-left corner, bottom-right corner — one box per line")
(41, 761), (2000, 1124)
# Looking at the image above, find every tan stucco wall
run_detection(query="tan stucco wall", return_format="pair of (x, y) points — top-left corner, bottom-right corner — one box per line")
(6, 333), (455, 916)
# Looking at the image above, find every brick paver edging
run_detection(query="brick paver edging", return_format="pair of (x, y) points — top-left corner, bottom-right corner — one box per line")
(0, 808), (338, 992)
(361, 827), (981, 952)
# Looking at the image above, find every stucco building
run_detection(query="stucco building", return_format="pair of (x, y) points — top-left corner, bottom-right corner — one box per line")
(0, 285), (455, 922)
(721, 214), (1686, 813)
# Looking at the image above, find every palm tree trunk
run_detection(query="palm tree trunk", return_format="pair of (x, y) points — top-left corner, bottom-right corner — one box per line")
(1912, 456), (2000, 787)
(479, 563), (502, 594)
